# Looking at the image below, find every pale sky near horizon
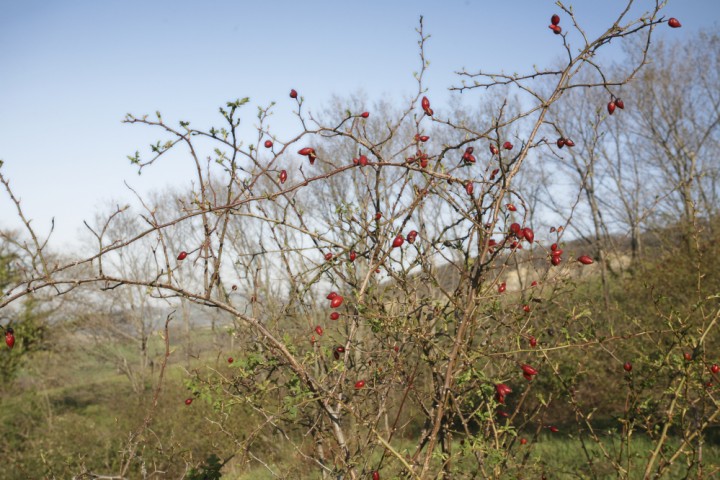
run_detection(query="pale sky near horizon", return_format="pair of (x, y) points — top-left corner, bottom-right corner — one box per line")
(1, 1), (718, 250)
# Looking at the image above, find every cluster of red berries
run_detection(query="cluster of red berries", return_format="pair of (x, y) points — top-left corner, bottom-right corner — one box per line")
(406, 149), (429, 168)
(549, 14), (562, 35)
(556, 137), (575, 148)
(607, 97), (625, 115)
(298, 147), (317, 165)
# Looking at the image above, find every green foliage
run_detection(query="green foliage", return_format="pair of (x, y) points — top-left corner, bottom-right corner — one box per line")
(187, 454), (223, 480)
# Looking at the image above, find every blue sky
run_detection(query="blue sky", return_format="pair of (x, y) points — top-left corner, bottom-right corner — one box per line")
(1, 1), (717, 248)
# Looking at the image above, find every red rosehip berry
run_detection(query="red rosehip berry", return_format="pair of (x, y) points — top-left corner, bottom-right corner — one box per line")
(577, 255), (593, 265)
(608, 101), (616, 115)
(290, 89), (298, 98)
(551, 14), (560, 26)
(177, 251), (188, 261)
(624, 362), (632, 372)
(668, 18), (681, 28)
(361, 111), (370, 118)
(4, 327), (15, 349)
(264, 140), (273, 148)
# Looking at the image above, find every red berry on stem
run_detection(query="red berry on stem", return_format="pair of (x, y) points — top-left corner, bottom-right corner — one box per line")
(392, 235), (404, 248)
(495, 383), (512, 403)
(577, 255), (594, 265)
(315, 325), (324, 336)
(624, 362), (633, 372)
(551, 256), (562, 266)
(668, 18), (681, 28)
(407, 230), (418, 244)
(372, 471), (380, 480)
(520, 438), (528, 445)
(325, 252), (333, 261)
(185, 398), (193, 406)
(507, 203), (517, 212)
(509, 223), (522, 235)
(354, 380), (366, 389)
(330, 296), (344, 308)
(465, 181), (474, 195)
(330, 312), (340, 321)
(421, 96), (432, 115)
(608, 101), (616, 115)
(279, 170), (287, 184)
(498, 282), (506, 294)
(503, 141), (513, 150)
(522, 227), (534, 244)
(5, 327), (15, 349)
(556, 138), (565, 149)
(684, 352), (693, 362)
(550, 25), (562, 34)
(711, 364), (719, 374)
(615, 99), (625, 110)
(177, 251), (188, 261)
(228, 357), (234, 364)
(549, 426), (559, 433)
(264, 140), (273, 148)
(523, 305), (531, 313)
(551, 14), (560, 26)
(361, 111), (369, 118)
(298, 147), (314, 156)
(327, 292), (338, 300)
(521, 364), (538, 377)
(290, 89), (298, 98)
(349, 251), (357, 262)
(489, 144), (499, 155)
(529, 336), (538, 347)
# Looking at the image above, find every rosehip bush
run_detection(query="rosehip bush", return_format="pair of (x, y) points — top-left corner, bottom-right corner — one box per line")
(1, 5), (714, 479)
